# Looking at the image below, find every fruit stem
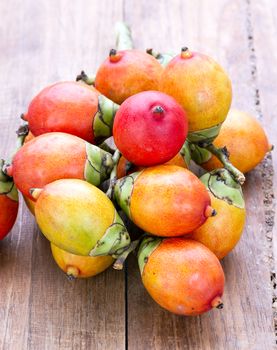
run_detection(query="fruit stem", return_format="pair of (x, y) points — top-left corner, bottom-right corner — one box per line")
(115, 21), (133, 50)
(211, 296), (224, 309)
(205, 205), (217, 218)
(98, 140), (115, 155)
(106, 149), (121, 199)
(202, 143), (245, 185)
(66, 266), (79, 279)
(113, 240), (140, 270)
(76, 70), (95, 86)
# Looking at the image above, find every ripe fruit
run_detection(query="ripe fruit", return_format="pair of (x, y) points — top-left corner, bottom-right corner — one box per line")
(7, 132), (114, 200)
(95, 49), (163, 104)
(0, 161), (19, 239)
(51, 243), (114, 278)
(200, 110), (272, 173)
(159, 48), (232, 141)
(114, 165), (215, 236)
(113, 91), (188, 166)
(22, 81), (119, 143)
(32, 179), (131, 257)
(138, 237), (225, 315)
(190, 169), (246, 259)
(116, 141), (191, 179)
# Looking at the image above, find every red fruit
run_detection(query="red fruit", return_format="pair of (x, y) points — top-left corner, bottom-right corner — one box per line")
(95, 49), (163, 104)
(138, 237), (225, 316)
(0, 163), (19, 239)
(7, 132), (113, 200)
(113, 91), (188, 166)
(23, 81), (118, 143)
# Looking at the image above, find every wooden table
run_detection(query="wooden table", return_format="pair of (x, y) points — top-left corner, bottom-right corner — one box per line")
(1, 1), (276, 349)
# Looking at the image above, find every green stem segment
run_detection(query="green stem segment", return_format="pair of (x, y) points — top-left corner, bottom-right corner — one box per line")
(76, 70), (95, 86)
(146, 48), (174, 67)
(115, 21), (133, 50)
(93, 95), (119, 144)
(137, 236), (162, 275)
(200, 169), (245, 208)
(106, 150), (121, 199)
(89, 210), (131, 263)
(201, 144), (245, 185)
(0, 160), (18, 201)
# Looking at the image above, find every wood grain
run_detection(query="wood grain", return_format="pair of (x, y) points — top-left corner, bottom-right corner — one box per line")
(0, 0), (277, 349)
(0, 1), (126, 349)
(125, 1), (276, 349)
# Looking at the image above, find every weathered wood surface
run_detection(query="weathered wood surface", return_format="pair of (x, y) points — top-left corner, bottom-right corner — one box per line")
(0, 1), (276, 349)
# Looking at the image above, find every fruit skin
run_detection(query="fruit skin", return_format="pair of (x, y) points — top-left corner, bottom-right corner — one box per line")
(201, 110), (271, 173)
(138, 237), (225, 316)
(95, 49), (163, 104)
(114, 165), (213, 236)
(51, 243), (114, 278)
(8, 132), (113, 200)
(116, 152), (188, 179)
(159, 49), (232, 132)
(33, 179), (130, 257)
(0, 162), (19, 239)
(23, 81), (118, 143)
(0, 195), (18, 239)
(113, 91), (188, 166)
(190, 194), (246, 259)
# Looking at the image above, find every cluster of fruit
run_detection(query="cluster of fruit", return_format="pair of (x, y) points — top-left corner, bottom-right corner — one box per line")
(0, 23), (271, 316)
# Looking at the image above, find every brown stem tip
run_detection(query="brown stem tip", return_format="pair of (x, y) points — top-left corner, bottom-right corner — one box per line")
(109, 49), (122, 63)
(211, 296), (224, 309)
(181, 47), (193, 59)
(153, 106), (164, 114)
(205, 205), (217, 218)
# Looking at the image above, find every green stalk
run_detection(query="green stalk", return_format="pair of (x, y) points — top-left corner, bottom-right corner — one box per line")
(76, 71), (95, 86)
(106, 149), (121, 199)
(202, 143), (245, 185)
(115, 21), (133, 50)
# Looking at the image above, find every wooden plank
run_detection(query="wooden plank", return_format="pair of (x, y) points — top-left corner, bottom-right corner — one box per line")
(0, 1), (126, 349)
(125, 1), (276, 349)
(248, 0), (277, 342)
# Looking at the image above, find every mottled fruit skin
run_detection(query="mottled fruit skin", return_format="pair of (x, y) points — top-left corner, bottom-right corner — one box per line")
(24, 81), (99, 142)
(0, 195), (18, 239)
(95, 50), (163, 104)
(202, 110), (271, 173)
(190, 193), (246, 259)
(10, 133), (87, 200)
(51, 243), (113, 278)
(130, 165), (211, 236)
(142, 238), (225, 315)
(113, 91), (188, 166)
(159, 51), (232, 132)
(35, 179), (115, 255)
(116, 153), (187, 179)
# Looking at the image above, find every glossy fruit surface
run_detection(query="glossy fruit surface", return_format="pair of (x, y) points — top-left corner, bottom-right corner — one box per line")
(116, 152), (188, 179)
(9, 132), (113, 199)
(190, 169), (246, 259)
(202, 110), (271, 173)
(138, 237), (225, 315)
(113, 91), (188, 166)
(114, 165), (213, 236)
(33, 179), (130, 257)
(0, 164), (19, 239)
(159, 49), (232, 132)
(51, 243), (114, 278)
(191, 194), (246, 259)
(95, 49), (163, 104)
(24, 81), (99, 142)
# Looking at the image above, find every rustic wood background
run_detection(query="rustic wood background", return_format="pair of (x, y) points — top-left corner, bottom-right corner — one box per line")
(0, 1), (276, 349)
